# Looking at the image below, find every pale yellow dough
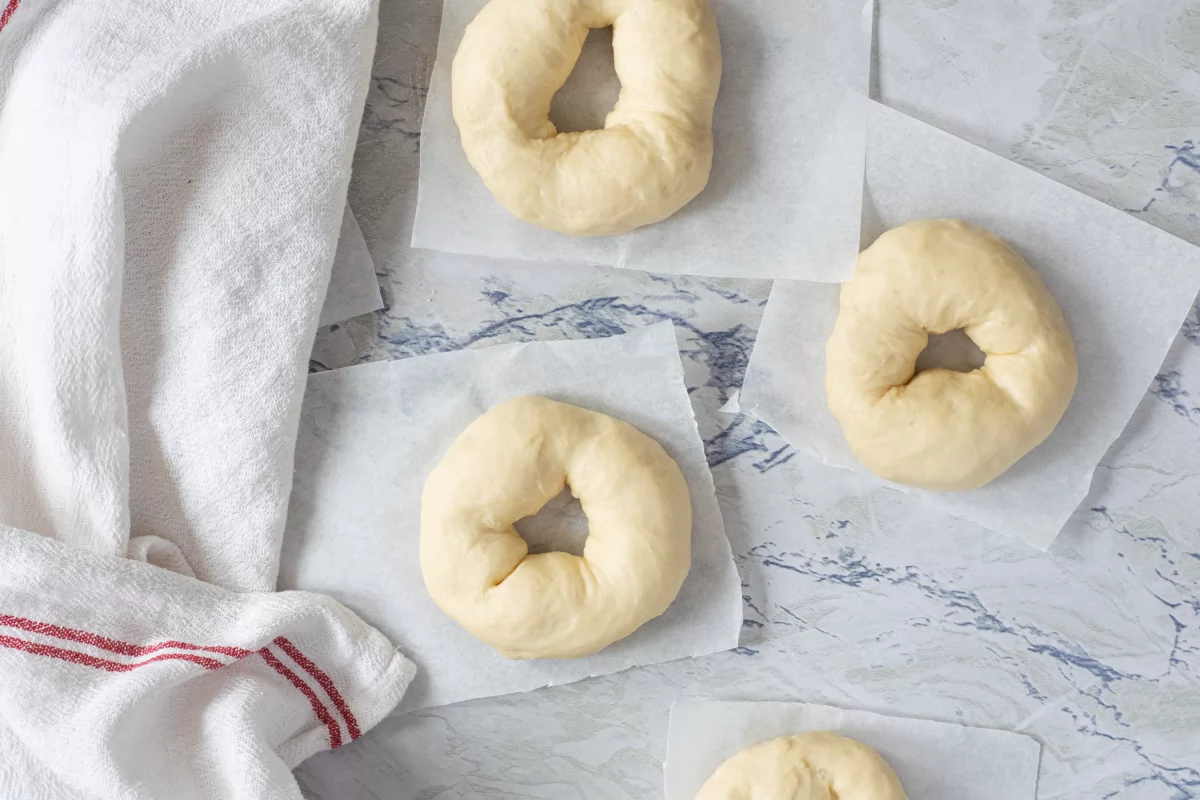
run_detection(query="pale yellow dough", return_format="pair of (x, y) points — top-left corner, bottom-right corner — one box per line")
(695, 732), (909, 800)
(420, 396), (692, 659)
(825, 219), (1078, 492)
(451, 0), (722, 236)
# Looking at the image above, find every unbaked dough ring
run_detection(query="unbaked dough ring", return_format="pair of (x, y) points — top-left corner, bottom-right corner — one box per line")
(825, 219), (1078, 492)
(451, 0), (722, 236)
(695, 731), (909, 800)
(420, 395), (692, 659)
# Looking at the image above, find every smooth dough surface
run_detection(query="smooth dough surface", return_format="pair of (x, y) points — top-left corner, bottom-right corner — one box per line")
(825, 218), (1078, 492)
(695, 732), (909, 800)
(420, 395), (692, 659)
(451, 0), (722, 236)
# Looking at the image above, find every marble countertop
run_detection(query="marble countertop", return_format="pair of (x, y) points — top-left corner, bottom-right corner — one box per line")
(300, 0), (1200, 797)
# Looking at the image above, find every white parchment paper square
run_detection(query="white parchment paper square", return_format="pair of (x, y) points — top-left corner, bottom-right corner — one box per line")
(319, 204), (383, 327)
(739, 101), (1200, 549)
(279, 322), (742, 711)
(665, 701), (1040, 800)
(410, 0), (871, 281)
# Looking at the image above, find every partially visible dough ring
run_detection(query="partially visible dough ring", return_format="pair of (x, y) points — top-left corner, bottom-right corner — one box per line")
(420, 396), (692, 660)
(825, 219), (1078, 491)
(695, 732), (909, 800)
(451, 0), (722, 236)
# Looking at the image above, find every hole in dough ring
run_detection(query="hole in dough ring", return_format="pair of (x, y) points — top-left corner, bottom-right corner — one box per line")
(420, 395), (693, 660)
(825, 219), (1078, 492)
(695, 731), (909, 800)
(450, 0), (722, 236)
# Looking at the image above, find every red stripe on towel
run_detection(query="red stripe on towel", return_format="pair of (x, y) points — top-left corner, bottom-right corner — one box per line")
(0, 614), (353, 748)
(259, 646), (343, 748)
(0, 0), (21, 33)
(275, 636), (362, 740)
(0, 614), (252, 659)
(0, 633), (227, 671)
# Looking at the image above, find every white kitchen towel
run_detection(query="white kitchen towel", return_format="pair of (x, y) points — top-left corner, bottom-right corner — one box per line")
(0, 0), (417, 794)
(0, 522), (415, 799)
(0, 0), (377, 591)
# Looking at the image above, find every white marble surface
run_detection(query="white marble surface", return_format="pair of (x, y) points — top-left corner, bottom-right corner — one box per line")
(299, 0), (1200, 797)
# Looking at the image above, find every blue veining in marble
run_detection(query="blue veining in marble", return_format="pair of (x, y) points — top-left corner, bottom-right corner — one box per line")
(377, 291), (755, 389)
(730, 510), (1200, 795)
(1181, 301), (1200, 346)
(359, 76), (426, 145)
(1072, 694), (1200, 800)
(1126, 140), (1199, 216)
(1019, 673), (1049, 702)
(1150, 370), (1199, 422)
(704, 418), (793, 472)
(372, 285), (797, 470)
(741, 532), (1166, 694)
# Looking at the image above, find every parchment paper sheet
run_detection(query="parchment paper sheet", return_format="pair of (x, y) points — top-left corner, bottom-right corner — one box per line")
(319, 203), (383, 327)
(665, 701), (1040, 800)
(410, 0), (871, 281)
(279, 322), (742, 711)
(739, 101), (1200, 549)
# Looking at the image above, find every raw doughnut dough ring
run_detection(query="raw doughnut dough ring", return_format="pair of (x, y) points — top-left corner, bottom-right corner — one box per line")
(451, 0), (722, 236)
(825, 218), (1078, 492)
(695, 731), (909, 800)
(420, 395), (692, 660)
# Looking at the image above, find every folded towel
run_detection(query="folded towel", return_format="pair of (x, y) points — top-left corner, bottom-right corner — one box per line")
(0, 0), (378, 591)
(0, 523), (414, 798)
(0, 0), (414, 794)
